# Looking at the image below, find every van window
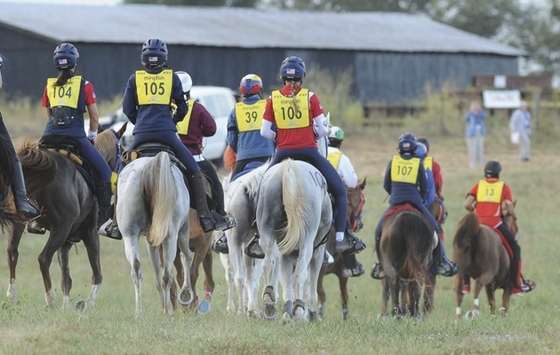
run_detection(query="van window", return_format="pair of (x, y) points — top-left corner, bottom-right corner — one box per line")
(215, 94), (235, 117)
(198, 96), (219, 118)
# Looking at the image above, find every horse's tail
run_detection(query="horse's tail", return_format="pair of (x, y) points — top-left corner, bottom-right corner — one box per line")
(278, 160), (311, 255)
(141, 152), (178, 247)
(453, 212), (480, 254)
(397, 212), (433, 280)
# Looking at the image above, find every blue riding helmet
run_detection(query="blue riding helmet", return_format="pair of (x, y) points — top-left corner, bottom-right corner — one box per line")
(415, 142), (427, 159)
(417, 137), (430, 152)
(141, 38), (168, 68)
(280, 56), (306, 81)
(398, 132), (417, 154)
(53, 43), (79, 70)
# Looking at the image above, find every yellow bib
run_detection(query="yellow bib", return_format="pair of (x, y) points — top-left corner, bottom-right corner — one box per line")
(423, 156), (433, 171)
(176, 99), (195, 135)
(135, 69), (173, 105)
(271, 89), (310, 129)
(46, 76), (82, 109)
(327, 150), (343, 170)
(476, 180), (504, 203)
(390, 156), (420, 184)
(235, 100), (266, 132)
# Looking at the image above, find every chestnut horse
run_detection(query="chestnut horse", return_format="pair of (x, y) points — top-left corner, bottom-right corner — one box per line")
(317, 178), (366, 320)
(453, 212), (517, 319)
(378, 206), (435, 318)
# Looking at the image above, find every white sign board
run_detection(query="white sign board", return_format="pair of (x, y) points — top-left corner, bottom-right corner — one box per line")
(493, 75), (507, 88)
(482, 90), (521, 109)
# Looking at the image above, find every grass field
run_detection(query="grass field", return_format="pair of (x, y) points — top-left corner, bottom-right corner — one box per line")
(0, 105), (559, 354)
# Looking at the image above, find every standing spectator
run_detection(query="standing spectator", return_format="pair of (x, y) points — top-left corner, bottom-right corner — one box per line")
(464, 101), (486, 168)
(509, 101), (531, 162)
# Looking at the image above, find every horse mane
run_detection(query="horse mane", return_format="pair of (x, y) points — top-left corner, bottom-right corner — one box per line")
(278, 159), (311, 254)
(17, 140), (59, 196)
(244, 162), (269, 199)
(453, 213), (480, 254)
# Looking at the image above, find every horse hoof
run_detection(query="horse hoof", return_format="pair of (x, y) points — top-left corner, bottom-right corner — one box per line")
(342, 308), (349, 321)
(498, 307), (507, 317)
(74, 300), (86, 311)
(197, 300), (211, 315)
(308, 310), (317, 322)
(262, 302), (277, 320)
(178, 289), (194, 306)
(464, 309), (480, 320)
(281, 312), (292, 324)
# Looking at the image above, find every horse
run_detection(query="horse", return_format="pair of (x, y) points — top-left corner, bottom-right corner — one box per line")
(256, 159), (332, 323)
(378, 205), (435, 318)
(169, 175), (216, 315)
(116, 151), (193, 317)
(4, 126), (124, 310)
(316, 178), (366, 321)
(219, 163), (269, 317)
(453, 212), (517, 319)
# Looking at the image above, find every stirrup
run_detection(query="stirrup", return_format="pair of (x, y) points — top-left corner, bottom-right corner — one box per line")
(104, 223), (122, 240)
(245, 234), (265, 259)
(370, 262), (385, 279)
(27, 220), (46, 234)
(436, 259), (458, 277)
(212, 233), (229, 254)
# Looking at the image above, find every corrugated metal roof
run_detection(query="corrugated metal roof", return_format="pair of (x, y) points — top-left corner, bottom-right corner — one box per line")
(0, 3), (525, 56)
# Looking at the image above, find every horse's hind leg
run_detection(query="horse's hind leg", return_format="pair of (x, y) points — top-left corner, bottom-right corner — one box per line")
(485, 285), (497, 315)
(123, 236), (143, 317)
(337, 270), (349, 320)
(75, 230), (103, 311)
(198, 247), (214, 315)
(57, 243), (73, 310)
(39, 227), (72, 309)
(4, 222), (25, 306)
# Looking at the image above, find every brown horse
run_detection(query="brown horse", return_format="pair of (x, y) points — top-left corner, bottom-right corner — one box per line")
(4, 126), (124, 310)
(378, 205), (434, 318)
(317, 178), (366, 320)
(453, 212), (517, 319)
(169, 176), (215, 314)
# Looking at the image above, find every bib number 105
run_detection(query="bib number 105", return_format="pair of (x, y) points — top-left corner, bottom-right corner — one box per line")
(143, 82), (165, 96)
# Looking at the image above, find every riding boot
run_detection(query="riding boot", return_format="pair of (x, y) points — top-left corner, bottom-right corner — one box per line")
(433, 238), (458, 277)
(96, 182), (113, 230)
(190, 171), (217, 233)
(11, 159), (40, 221)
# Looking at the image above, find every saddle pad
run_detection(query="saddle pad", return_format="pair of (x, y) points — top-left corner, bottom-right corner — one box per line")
(494, 228), (514, 261)
(384, 203), (419, 221)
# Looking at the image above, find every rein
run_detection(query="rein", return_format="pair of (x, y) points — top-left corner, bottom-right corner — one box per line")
(350, 187), (365, 231)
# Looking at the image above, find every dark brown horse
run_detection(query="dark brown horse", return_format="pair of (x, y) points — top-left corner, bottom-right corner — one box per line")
(378, 205), (434, 318)
(317, 178), (366, 320)
(4, 126), (124, 310)
(453, 212), (517, 319)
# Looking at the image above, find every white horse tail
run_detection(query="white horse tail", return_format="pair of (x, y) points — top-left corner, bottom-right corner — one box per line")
(141, 152), (178, 247)
(278, 160), (311, 255)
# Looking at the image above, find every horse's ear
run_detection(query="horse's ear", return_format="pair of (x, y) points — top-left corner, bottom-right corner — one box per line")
(513, 199), (517, 207)
(97, 125), (105, 133)
(359, 177), (366, 190)
(117, 122), (128, 138)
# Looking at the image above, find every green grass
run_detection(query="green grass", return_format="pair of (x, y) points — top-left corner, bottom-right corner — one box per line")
(1, 95), (559, 354)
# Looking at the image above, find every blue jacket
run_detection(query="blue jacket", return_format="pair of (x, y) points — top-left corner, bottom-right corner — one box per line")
(464, 109), (487, 137)
(383, 153), (428, 207)
(423, 164), (436, 208)
(122, 68), (187, 135)
(227, 94), (275, 161)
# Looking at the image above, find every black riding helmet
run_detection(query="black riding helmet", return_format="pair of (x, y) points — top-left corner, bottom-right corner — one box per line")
(484, 160), (502, 178)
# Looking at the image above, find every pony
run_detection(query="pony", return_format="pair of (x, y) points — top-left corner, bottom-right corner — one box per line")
(116, 151), (192, 317)
(4, 126), (124, 310)
(219, 163), (269, 317)
(453, 212), (517, 319)
(316, 178), (366, 320)
(256, 159), (332, 323)
(378, 206), (435, 318)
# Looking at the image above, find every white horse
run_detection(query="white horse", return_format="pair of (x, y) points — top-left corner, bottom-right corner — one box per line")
(116, 152), (192, 317)
(256, 159), (332, 323)
(219, 163), (270, 317)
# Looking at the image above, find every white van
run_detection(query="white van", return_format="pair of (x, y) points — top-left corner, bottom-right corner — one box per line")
(101, 86), (236, 164)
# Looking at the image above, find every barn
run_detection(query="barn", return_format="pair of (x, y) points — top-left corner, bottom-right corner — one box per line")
(0, 3), (525, 105)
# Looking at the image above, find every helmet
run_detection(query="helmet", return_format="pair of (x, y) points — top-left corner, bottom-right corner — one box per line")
(417, 137), (430, 152)
(280, 56), (306, 81)
(140, 38), (168, 68)
(328, 126), (345, 141)
(175, 71), (192, 93)
(484, 160), (502, 178)
(415, 142), (427, 159)
(398, 132), (417, 154)
(239, 74), (263, 96)
(53, 43), (79, 70)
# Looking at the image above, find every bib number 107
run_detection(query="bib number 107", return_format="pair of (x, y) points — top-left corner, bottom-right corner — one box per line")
(397, 165), (413, 176)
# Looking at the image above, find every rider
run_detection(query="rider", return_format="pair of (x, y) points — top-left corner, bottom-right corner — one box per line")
(175, 70), (237, 233)
(260, 56), (359, 253)
(41, 43), (112, 230)
(463, 160), (536, 295)
(371, 133), (458, 279)
(0, 54), (40, 220)
(119, 38), (225, 235)
(327, 125), (366, 277)
(213, 73), (276, 256)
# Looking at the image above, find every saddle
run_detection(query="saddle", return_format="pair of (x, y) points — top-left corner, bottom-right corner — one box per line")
(231, 161), (265, 182)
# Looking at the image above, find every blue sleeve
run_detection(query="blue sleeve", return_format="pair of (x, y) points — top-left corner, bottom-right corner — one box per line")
(383, 161), (392, 195)
(226, 109), (238, 153)
(122, 75), (138, 124)
(172, 75), (187, 122)
(418, 163), (428, 199)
